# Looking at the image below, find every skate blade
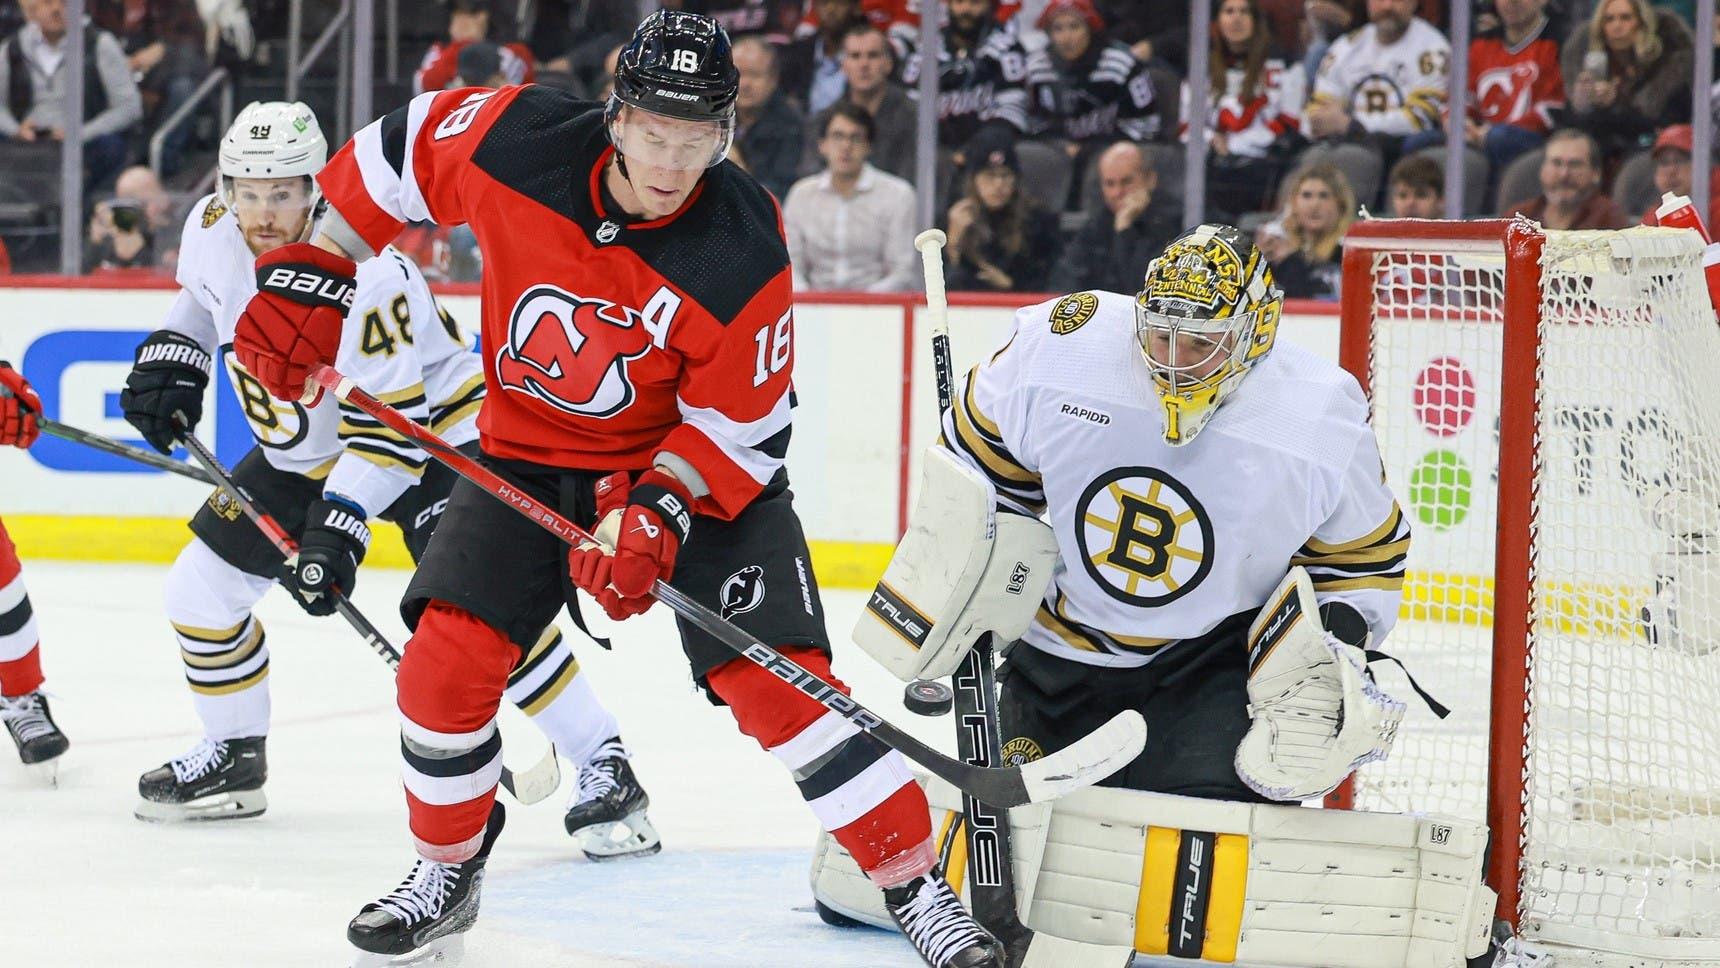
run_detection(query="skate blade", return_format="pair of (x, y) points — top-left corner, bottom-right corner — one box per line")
(134, 788), (267, 823)
(574, 809), (662, 861)
(25, 757), (61, 787)
(350, 934), (463, 967)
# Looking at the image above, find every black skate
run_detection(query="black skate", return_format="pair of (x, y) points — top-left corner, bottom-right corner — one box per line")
(563, 736), (661, 861)
(134, 736), (267, 822)
(1, 691), (69, 783)
(347, 801), (506, 967)
(884, 867), (1006, 968)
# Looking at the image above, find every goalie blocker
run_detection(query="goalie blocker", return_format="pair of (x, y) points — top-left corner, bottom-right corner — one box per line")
(854, 448), (1058, 682)
(811, 776), (1496, 967)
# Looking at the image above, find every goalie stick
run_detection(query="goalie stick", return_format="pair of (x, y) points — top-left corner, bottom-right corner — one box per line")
(915, 229), (1135, 968)
(172, 422), (561, 806)
(307, 362), (1146, 810)
(36, 417), (217, 484)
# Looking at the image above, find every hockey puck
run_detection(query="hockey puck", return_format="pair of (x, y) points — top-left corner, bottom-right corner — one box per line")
(903, 679), (954, 716)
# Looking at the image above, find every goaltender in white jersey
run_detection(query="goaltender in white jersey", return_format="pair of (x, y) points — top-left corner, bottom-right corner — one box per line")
(818, 225), (1498, 967)
(955, 264), (1405, 674)
(120, 103), (660, 862)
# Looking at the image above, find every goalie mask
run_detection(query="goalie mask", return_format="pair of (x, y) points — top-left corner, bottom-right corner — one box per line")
(1135, 224), (1282, 445)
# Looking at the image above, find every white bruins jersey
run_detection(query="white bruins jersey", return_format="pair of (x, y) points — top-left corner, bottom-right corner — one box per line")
(1308, 18), (1448, 136)
(942, 291), (1408, 668)
(167, 194), (484, 517)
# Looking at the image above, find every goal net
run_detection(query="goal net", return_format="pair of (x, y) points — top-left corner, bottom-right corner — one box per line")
(1334, 219), (1720, 965)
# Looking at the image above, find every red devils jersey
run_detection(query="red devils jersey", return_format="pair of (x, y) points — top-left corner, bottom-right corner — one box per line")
(1467, 22), (1563, 135)
(318, 85), (795, 521)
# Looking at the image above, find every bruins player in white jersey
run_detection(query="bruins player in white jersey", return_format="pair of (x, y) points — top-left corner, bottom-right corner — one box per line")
(816, 225), (1499, 966)
(119, 103), (658, 859)
(953, 222), (1411, 803)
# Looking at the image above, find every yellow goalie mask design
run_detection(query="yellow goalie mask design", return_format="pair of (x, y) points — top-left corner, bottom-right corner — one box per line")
(1135, 223), (1282, 445)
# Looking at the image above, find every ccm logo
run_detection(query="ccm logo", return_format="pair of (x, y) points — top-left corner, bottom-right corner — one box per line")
(261, 268), (355, 308)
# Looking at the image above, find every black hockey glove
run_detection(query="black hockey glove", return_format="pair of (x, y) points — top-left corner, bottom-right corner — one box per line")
(121, 330), (212, 454)
(287, 497), (370, 617)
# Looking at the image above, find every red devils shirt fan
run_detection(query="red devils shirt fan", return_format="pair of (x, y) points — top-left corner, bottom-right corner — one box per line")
(231, 10), (1006, 968)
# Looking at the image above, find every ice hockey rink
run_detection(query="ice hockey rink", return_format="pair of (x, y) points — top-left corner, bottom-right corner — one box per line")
(0, 559), (994, 968)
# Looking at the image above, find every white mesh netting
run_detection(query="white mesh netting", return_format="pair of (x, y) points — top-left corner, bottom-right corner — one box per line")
(1345, 224), (1720, 964)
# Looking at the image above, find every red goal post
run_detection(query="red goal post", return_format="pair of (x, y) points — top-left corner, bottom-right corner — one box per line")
(1329, 217), (1720, 964)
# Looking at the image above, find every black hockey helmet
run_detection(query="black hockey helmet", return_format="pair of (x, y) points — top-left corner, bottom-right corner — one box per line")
(610, 10), (739, 124)
(605, 10), (738, 171)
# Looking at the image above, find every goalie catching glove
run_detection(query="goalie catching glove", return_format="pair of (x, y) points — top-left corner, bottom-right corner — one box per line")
(1234, 566), (1405, 801)
(853, 447), (1058, 682)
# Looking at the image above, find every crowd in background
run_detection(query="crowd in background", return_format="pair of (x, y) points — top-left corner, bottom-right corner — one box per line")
(0, 0), (1713, 299)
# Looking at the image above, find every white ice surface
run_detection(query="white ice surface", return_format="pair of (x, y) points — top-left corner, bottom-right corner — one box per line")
(0, 561), (972, 968)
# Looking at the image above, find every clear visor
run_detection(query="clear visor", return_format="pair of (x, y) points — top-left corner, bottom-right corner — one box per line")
(608, 106), (734, 172)
(224, 176), (316, 223)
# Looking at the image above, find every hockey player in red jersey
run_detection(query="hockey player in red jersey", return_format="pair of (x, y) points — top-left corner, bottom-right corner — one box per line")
(0, 364), (71, 781)
(231, 11), (1003, 967)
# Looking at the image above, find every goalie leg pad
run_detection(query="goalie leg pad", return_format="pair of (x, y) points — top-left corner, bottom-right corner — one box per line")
(810, 780), (1495, 967)
(1234, 567), (1406, 801)
(853, 447), (1058, 681)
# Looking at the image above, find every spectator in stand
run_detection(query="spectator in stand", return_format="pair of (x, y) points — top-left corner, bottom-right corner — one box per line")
(671, 0), (804, 40)
(1640, 124), (1720, 226)
(1097, 0), (1188, 71)
(779, 0), (864, 115)
(1027, 0), (1160, 177)
(800, 22), (916, 179)
(413, 0), (534, 95)
(84, 194), (153, 270)
(1049, 140), (1179, 294)
(91, 0), (205, 177)
(1302, 0), (1449, 206)
(783, 102), (919, 291)
(1503, 127), (1631, 227)
(1184, 0), (1308, 221)
(1256, 162), (1355, 300)
(894, 0), (1031, 163)
(1464, 0), (1565, 173)
(1300, 0), (1362, 87)
(85, 164), (176, 272)
(732, 36), (805, 200)
(943, 137), (1062, 292)
(818, 0), (1021, 39)
(595, 42), (624, 102)
(1561, 0), (1693, 160)
(451, 41), (508, 88)
(1386, 151), (1445, 216)
(0, 0), (142, 192)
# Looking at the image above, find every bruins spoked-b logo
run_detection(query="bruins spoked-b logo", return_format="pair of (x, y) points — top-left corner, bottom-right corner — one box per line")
(224, 353), (312, 450)
(1075, 467), (1213, 606)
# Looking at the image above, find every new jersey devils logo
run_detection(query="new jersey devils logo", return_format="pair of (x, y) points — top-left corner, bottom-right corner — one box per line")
(496, 284), (653, 417)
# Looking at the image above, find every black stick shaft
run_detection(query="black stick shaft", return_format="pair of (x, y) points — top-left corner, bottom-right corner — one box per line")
(33, 417), (217, 484)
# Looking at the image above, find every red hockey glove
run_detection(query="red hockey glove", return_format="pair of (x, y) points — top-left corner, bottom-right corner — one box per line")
(234, 242), (356, 401)
(568, 469), (693, 620)
(0, 362), (41, 448)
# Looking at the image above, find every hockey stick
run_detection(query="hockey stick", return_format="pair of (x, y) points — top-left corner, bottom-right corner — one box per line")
(35, 417), (218, 484)
(914, 229), (1135, 968)
(172, 423), (561, 806)
(309, 363), (1145, 809)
